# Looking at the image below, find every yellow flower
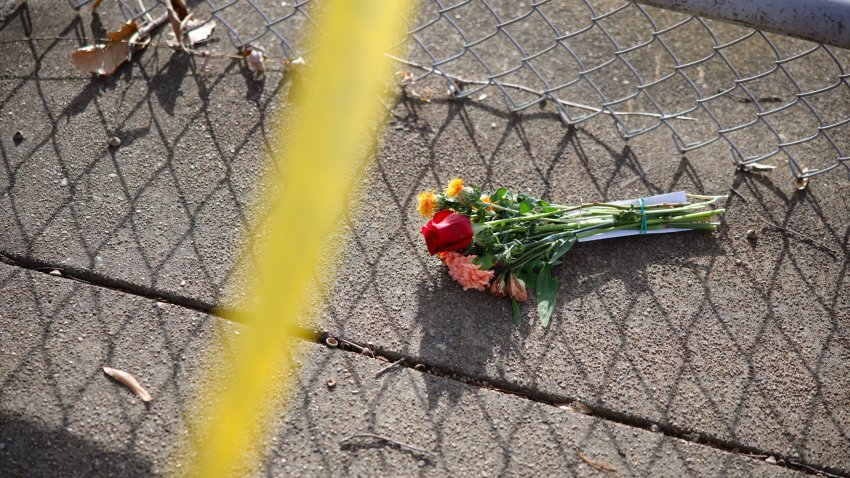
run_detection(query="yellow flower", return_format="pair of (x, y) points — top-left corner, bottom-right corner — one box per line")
(445, 178), (464, 197)
(416, 191), (437, 217)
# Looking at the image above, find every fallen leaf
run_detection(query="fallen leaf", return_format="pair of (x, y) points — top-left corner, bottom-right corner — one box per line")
(71, 20), (140, 76)
(169, 0), (188, 20)
(91, 0), (103, 12)
(283, 56), (305, 72)
(738, 161), (776, 173)
(185, 19), (216, 46)
(165, 0), (189, 50)
(409, 86), (434, 102)
(395, 70), (414, 84)
(795, 166), (810, 190)
(577, 451), (617, 473)
(557, 400), (592, 415)
(106, 20), (138, 42)
(103, 366), (153, 402)
(243, 45), (267, 77)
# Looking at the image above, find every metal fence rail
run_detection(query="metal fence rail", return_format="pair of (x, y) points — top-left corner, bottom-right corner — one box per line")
(68, 0), (850, 180)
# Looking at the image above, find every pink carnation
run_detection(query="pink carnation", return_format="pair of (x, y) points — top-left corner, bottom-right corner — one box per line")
(441, 252), (495, 291)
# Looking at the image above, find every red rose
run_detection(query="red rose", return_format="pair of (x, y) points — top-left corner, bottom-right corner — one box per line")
(421, 210), (473, 256)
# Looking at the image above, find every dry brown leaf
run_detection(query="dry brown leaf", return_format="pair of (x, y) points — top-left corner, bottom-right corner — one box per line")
(577, 451), (617, 473)
(409, 86), (434, 102)
(557, 400), (592, 415)
(91, 0), (103, 12)
(106, 19), (138, 42)
(165, 0), (189, 50)
(739, 161), (776, 173)
(283, 56), (305, 72)
(103, 366), (153, 402)
(170, 0), (189, 19)
(795, 166), (810, 190)
(185, 19), (216, 46)
(71, 20), (139, 76)
(395, 70), (414, 84)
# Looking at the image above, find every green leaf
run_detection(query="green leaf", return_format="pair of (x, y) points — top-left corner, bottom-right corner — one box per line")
(491, 187), (507, 201)
(536, 265), (557, 327)
(472, 254), (496, 270)
(548, 236), (577, 264)
(518, 200), (532, 215)
(511, 299), (521, 327)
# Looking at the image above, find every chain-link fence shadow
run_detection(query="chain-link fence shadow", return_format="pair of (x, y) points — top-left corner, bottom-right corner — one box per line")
(0, 1), (286, 307)
(0, 262), (232, 476)
(67, 0), (850, 181)
(0, 259), (803, 477)
(1, 0), (849, 475)
(309, 91), (850, 473)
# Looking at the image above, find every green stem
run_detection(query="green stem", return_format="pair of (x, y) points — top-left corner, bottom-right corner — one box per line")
(574, 209), (725, 238)
(476, 201), (518, 214)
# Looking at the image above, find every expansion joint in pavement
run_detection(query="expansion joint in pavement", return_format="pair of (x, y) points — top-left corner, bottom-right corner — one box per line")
(0, 250), (219, 314)
(2, 251), (845, 477)
(322, 333), (850, 478)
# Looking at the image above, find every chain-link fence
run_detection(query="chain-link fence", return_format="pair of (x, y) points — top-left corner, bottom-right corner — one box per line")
(68, 0), (850, 181)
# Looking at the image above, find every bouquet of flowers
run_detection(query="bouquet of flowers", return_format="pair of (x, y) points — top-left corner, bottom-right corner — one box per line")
(417, 179), (726, 326)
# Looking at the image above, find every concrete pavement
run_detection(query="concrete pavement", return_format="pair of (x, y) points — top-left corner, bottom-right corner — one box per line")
(0, 262), (804, 477)
(1, 0), (848, 475)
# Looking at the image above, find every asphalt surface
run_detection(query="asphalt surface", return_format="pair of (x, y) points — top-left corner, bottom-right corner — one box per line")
(1, 0), (848, 476)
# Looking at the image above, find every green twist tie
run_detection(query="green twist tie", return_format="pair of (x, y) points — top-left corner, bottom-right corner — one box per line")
(639, 197), (647, 235)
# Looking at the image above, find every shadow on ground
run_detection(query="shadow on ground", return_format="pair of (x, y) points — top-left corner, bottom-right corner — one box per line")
(0, 412), (154, 477)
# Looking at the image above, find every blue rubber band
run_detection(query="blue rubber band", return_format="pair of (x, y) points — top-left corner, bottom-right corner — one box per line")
(639, 197), (647, 235)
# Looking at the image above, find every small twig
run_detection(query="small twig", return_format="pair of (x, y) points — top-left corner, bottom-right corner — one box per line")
(757, 217), (842, 259)
(729, 187), (843, 258)
(729, 187), (747, 202)
(137, 11), (169, 39)
(374, 358), (404, 378)
(576, 451), (617, 473)
(788, 461), (844, 478)
(385, 54), (696, 121)
(335, 337), (365, 353)
(340, 432), (436, 458)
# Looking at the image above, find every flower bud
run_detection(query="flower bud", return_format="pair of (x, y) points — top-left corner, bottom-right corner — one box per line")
(456, 186), (480, 206)
(489, 275), (507, 297)
(508, 273), (527, 302)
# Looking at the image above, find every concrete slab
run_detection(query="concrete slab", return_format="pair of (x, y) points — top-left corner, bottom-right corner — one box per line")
(0, 261), (803, 476)
(1, 0), (848, 475)
(318, 94), (850, 473)
(1, 0), (277, 306)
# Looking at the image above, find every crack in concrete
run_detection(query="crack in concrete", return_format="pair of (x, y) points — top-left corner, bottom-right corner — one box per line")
(323, 333), (849, 478)
(2, 251), (846, 478)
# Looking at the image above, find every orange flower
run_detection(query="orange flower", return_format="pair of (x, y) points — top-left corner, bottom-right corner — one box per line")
(442, 252), (494, 291)
(445, 178), (464, 197)
(480, 195), (494, 212)
(416, 191), (437, 217)
(508, 273), (527, 302)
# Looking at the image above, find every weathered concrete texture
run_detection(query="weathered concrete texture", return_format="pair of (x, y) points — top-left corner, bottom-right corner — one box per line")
(2, 0), (849, 475)
(0, 261), (802, 477)
(0, 1), (277, 306)
(317, 92), (850, 473)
